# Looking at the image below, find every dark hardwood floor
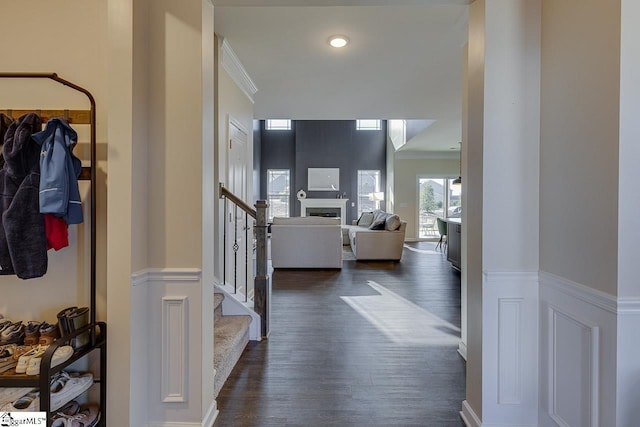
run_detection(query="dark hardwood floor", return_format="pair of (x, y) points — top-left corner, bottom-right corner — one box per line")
(214, 241), (466, 427)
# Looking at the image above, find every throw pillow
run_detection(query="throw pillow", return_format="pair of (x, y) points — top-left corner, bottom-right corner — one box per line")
(385, 214), (401, 231)
(357, 212), (374, 227)
(368, 218), (386, 230)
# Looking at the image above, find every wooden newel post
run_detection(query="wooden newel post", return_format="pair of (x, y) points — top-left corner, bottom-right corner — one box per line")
(254, 200), (270, 338)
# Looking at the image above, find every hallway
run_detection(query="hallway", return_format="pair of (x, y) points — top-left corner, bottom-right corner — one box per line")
(214, 242), (466, 427)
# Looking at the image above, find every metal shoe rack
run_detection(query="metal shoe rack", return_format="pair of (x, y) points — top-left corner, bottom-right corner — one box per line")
(0, 73), (107, 425)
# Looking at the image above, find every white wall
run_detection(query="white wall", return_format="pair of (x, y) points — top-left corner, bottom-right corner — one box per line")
(539, 0), (620, 295)
(108, 0), (215, 425)
(214, 36), (255, 284)
(393, 157), (458, 240)
(463, 1), (542, 425)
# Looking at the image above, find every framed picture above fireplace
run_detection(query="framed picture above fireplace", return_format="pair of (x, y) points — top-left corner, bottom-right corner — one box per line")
(308, 167), (340, 191)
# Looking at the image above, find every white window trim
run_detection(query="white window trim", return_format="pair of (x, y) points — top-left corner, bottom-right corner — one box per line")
(357, 170), (381, 216)
(265, 119), (291, 130)
(356, 119), (381, 131)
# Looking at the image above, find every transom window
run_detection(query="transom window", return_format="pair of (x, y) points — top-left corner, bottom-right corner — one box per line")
(267, 169), (290, 221)
(265, 119), (291, 130)
(356, 119), (381, 131)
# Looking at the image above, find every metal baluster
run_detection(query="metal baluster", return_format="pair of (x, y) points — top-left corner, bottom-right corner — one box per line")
(245, 211), (249, 302)
(233, 204), (239, 294)
(223, 198), (227, 287)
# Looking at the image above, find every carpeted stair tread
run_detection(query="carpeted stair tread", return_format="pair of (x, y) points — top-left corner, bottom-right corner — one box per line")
(214, 293), (224, 322)
(214, 314), (251, 397)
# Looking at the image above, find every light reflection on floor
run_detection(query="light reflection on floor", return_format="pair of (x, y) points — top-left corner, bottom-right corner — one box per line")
(403, 244), (443, 255)
(340, 280), (460, 346)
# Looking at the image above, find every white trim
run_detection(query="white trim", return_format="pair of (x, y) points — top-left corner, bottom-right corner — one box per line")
(161, 296), (189, 403)
(482, 270), (539, 426)
(539, 273), (618, 427)
(458, 340), (468, 360)
(131, 268), (202, 286)
(215, 283), (262, 341)
(395, 150), (460, 160)
(546, 305), (600, 427)
(220, 38), (258, 104)
(539, 271), (616, 314)
(460, 400), (481, 427)
(202, 400), (218, 427)
(618, 297), (640, 314)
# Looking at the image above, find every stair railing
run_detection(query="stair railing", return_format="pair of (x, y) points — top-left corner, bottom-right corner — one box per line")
(219, 183), (270, 337)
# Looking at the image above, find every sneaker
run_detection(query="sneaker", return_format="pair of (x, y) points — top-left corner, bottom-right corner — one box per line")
(0, 345), (19, 373)
(50, 371), (94, 412)
(25, 345), (74, 375)
(15, 345), (46, 374)
(51, 400), (81, 426)
(0, 390), (39, 411)
(39, 322), (60, 345)
(0, 345), (33, 374)
(0, 321), (24, 345)
(24, 321), (41, 346)
(68, 404), (100, 427)
(0, 387), (35, 406)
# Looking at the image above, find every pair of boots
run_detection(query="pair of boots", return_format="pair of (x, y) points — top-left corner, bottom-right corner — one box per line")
(57, 307), (90, 350)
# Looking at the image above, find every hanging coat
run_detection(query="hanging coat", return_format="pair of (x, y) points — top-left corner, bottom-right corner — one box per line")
(32, 118), (83, 225)
(0, 113), (47, 279)
(0, 113), (13, 169)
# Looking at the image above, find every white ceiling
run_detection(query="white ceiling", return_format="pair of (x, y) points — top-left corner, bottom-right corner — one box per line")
(214, 2), (468, 152)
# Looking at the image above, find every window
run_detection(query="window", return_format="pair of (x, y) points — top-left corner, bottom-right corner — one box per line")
(265, 119), (291, 130)
(356, 119), (381, 131)
(267, 169), (290, 221)
(418, 177), (462, 238)
(357, 170), (381, 216)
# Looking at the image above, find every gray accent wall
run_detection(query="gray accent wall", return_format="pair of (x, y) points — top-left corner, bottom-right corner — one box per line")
(259, 120), (387, 223)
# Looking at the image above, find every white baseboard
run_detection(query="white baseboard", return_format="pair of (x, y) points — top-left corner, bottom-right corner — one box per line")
(202, 400), (219, 427)
(460, 400), (481, 427)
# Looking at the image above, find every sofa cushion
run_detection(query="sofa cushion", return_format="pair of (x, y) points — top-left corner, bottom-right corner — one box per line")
(368, 218), (386, 230)
(385, 214), (401, 231)
(357, 212), (374, 227)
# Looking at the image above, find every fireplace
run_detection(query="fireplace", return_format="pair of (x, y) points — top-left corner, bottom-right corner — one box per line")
(299, 198), (349, 225)
(307, 207), (341, 218)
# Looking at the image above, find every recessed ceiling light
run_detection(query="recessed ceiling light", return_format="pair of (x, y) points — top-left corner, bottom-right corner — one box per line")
(328, 35), (349, 48)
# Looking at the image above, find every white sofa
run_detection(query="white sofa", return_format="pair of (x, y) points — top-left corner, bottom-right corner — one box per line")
(342, 210), (406, 261)
(270, 216), (342, 269)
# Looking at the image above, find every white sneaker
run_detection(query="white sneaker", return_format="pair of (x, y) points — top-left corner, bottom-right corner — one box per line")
(15, 345), (46, 374)
(0, 391), (39, 411)
(25, 345), (74, 375)
(50, 371), (94, 412)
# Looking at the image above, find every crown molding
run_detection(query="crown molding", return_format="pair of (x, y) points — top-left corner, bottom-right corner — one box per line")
(394, 150), (459, 160)
(220, 38), (258, 104)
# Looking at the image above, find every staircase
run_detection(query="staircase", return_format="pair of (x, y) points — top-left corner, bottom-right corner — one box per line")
(214, 292), (252, 397)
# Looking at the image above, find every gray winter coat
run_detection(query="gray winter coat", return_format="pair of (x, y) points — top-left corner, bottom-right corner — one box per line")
(0, 113), (47, 279)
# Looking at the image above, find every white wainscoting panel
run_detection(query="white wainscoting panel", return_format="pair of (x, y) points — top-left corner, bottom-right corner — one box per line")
(131, 268), (217, 427)
(539, 272), (617, 427)
(162, 296), (188, 403)
(482, 271), (539, 426)
(547, 306), (599, 427)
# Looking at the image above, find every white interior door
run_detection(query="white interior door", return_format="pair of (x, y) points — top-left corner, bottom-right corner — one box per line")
(226, 118), (248, 295)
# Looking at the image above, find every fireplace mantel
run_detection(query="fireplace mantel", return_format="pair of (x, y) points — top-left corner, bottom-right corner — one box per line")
(299, 198), (349, 225)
